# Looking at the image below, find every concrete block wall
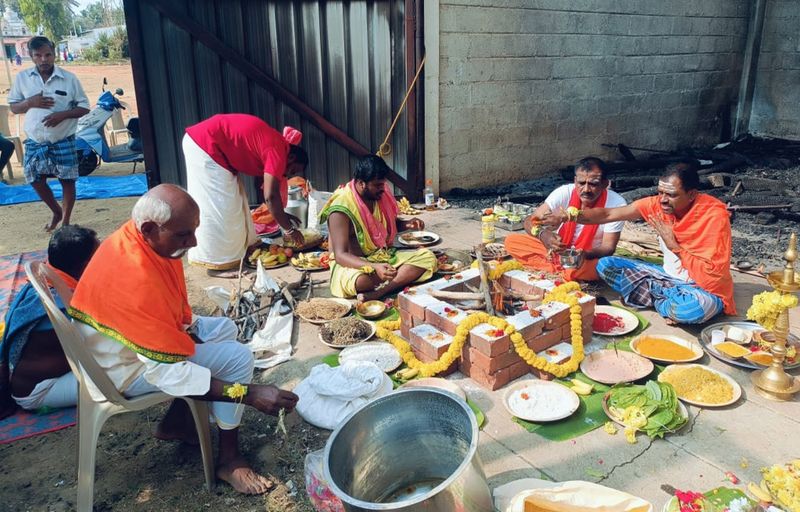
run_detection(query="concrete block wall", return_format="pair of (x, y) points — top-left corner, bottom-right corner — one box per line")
(436, 0), (750, 191)
(750, 0), (800, 139)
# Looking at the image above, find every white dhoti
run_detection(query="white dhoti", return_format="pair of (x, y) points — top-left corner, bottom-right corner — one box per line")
(183, 134), (258, 270)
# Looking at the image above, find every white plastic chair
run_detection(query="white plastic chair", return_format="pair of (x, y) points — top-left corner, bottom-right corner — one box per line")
(106, 107), (128, 146)
(24, 261), (215, 512)
(0, 104), (24, 180)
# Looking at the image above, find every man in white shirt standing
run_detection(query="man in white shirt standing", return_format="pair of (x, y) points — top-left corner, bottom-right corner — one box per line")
(505, 157), (627, 281)
(8, 36), (89, 232)
(69, 184), (299, 495)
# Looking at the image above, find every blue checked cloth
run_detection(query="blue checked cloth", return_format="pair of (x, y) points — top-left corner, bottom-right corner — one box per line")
(23, 136), (78, 183)
(596, 256), (723, 324)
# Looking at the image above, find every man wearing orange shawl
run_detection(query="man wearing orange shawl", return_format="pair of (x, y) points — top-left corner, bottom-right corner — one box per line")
(546, 161), (735, 324)
(0, 225), (99, 419)
(504, 157), (627, 281)
(69, 185), (298, 495)
(320, 155), (437, 299)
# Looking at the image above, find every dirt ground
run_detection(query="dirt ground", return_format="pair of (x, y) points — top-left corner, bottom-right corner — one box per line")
(0, 62), (325, 511)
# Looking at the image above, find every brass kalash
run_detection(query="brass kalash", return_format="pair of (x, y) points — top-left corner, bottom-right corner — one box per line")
(752, 232), (800, 401)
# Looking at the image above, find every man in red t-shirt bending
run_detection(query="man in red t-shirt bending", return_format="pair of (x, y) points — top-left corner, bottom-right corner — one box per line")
(183, 114), (308, 272)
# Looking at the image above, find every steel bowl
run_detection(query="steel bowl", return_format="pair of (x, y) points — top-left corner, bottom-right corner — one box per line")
(560, 248), (584, 269)
(324, 388), (493, 511)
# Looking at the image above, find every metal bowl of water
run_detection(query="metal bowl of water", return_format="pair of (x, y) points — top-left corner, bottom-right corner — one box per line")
(323, 388), (493, 511)
(560, 248), (583, 269)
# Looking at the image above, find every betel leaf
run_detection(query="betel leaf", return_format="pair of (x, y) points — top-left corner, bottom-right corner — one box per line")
(646, 380), (662, 402)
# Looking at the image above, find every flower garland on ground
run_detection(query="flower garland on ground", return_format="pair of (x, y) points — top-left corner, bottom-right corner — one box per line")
(747, 290), (798, 331)
(377, 280), (585, 378)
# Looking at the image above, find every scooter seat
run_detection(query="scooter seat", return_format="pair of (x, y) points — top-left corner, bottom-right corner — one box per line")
(106, 143), (144, 162)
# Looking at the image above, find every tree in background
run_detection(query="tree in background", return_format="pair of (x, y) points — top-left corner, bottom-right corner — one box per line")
(81, 26), (127, 61)
(17, 0), (77, 41)
(73, 0), (123, 33)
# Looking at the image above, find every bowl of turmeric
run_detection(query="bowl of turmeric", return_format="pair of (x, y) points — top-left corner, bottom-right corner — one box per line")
(630, 334), (704, 364)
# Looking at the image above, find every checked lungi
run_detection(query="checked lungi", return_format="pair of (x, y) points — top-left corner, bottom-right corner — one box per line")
(23, 136), (79, 184)
(596, 256), (723, 324)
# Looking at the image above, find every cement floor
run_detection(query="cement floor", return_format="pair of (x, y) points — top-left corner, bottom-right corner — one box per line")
(187, 206), (800, 509)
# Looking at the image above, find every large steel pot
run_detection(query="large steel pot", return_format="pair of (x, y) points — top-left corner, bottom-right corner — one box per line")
(323, 388), (493, 511)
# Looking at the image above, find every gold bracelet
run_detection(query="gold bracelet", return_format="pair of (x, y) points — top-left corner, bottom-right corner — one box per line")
(223, 383), (248, 400)
(360, 265), (375, 274)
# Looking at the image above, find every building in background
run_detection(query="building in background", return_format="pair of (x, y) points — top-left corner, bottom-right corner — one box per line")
(2, 8), (32, 60)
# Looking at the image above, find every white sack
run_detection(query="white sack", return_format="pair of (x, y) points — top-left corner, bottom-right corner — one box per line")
(294, 361), (393, 430)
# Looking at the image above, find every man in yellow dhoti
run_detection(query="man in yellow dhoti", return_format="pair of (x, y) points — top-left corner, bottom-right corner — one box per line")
(320, 156), (437, 299)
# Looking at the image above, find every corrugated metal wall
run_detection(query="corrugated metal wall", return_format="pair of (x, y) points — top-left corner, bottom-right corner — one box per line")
(126, 0), (409, 202)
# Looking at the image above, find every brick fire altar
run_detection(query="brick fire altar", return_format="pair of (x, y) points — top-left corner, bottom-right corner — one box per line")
(395, 268), (595, 390)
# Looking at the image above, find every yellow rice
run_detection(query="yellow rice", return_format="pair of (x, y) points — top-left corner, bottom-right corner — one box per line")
(661, 366), (733, 404)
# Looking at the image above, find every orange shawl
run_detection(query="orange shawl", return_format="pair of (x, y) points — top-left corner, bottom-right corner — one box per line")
(635, 194), (736, 315)
(69, 220), (195, 362)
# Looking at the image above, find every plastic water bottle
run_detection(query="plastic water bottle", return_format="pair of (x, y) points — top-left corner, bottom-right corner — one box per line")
(424, 179), (435, 210)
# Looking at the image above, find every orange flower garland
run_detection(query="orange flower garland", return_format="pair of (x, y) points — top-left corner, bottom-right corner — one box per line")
(377, 281), (586, 378)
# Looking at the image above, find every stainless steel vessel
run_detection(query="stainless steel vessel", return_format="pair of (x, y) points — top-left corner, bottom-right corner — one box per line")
(324, 388), (493, 511)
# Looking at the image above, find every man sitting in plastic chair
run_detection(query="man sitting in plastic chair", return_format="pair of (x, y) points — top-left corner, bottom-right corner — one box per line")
(68, 184), (299, 495)
(0, 225), (100, 419)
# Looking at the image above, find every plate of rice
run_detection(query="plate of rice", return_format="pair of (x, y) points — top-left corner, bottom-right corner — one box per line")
(657, 364), (741, 407)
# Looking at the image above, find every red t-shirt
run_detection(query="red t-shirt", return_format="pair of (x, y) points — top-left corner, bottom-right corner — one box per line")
(185, 114), (289, 178)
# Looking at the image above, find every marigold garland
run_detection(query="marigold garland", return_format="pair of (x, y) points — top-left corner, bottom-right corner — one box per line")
(377, 281), (586, 378)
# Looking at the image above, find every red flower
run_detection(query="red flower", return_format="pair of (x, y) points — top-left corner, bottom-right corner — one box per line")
(675, 490), (704, 512)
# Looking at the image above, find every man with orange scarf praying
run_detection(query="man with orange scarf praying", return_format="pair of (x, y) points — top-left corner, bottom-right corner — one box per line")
(183, 114), (309, 276)
(69, 185), (298, 495)
(544, 161), (735, 325)
(319, 155), (437, 299)
(504, 157), (627, 281)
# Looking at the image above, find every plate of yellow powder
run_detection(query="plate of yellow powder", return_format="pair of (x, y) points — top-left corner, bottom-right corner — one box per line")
(657, 364), (741, 407)
(630, 334), (704, 364)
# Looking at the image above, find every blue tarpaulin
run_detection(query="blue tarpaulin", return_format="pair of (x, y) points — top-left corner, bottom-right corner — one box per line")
(0, 174), (147, 205)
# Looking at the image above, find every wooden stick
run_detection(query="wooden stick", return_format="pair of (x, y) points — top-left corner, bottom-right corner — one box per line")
(476, 244), (495, 316)
(429, 290), (483, 301)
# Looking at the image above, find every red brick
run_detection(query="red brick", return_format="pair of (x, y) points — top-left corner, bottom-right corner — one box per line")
(398, 291), (443, 322)
(507, 359), (531, 381)
(465, 365), (513, 391)
(401, 322), (412, 340)
(506, 310), (545, 340)
(399, 309), (424, 331)
(409, 325), (452, 360)
(578, 294), (596, 317)
(412, 347), (459, 376)
(469, 323), (511, 357)
(467, 346), (521, 374)
(527, 329), (562, 353)
(425, 303), (468, 336)
(535, 301), (571, 331)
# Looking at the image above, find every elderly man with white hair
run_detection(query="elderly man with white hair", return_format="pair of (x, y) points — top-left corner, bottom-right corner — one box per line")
(69, 184), (298, 495)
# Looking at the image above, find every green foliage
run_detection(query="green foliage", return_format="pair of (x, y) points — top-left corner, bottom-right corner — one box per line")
(18, 0), (76, 41)
(73, 1), (124, 33)
(81, 27), (128, 62)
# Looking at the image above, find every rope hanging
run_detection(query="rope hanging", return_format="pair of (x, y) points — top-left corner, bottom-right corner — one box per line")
(377, 55), (427, 158)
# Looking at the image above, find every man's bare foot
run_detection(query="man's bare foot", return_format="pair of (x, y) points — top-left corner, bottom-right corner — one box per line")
(45, 207), (63, 232)
(665, 318), (678, 326)
(153, 423), (200, 446)
(217, 457), (274, 495)
(207, 268), (248, 278)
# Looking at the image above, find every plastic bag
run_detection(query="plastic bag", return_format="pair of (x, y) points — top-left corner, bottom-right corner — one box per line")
(294, 361), (392, 430)
(306, 181), (333, 231)
(305, 449), (345, 512)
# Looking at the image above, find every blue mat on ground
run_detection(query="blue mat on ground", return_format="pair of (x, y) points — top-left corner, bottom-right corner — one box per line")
(0, 173), (147, 205)
(0, 407), (76, 444)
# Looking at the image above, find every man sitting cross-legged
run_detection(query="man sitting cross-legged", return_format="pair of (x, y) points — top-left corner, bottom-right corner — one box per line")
(68, 184), (298, 495)
(543, 161), (735, 325)
(319, 155), (437, 300)
(504, 157), (626, 281)
(0, 225), (100, 420)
